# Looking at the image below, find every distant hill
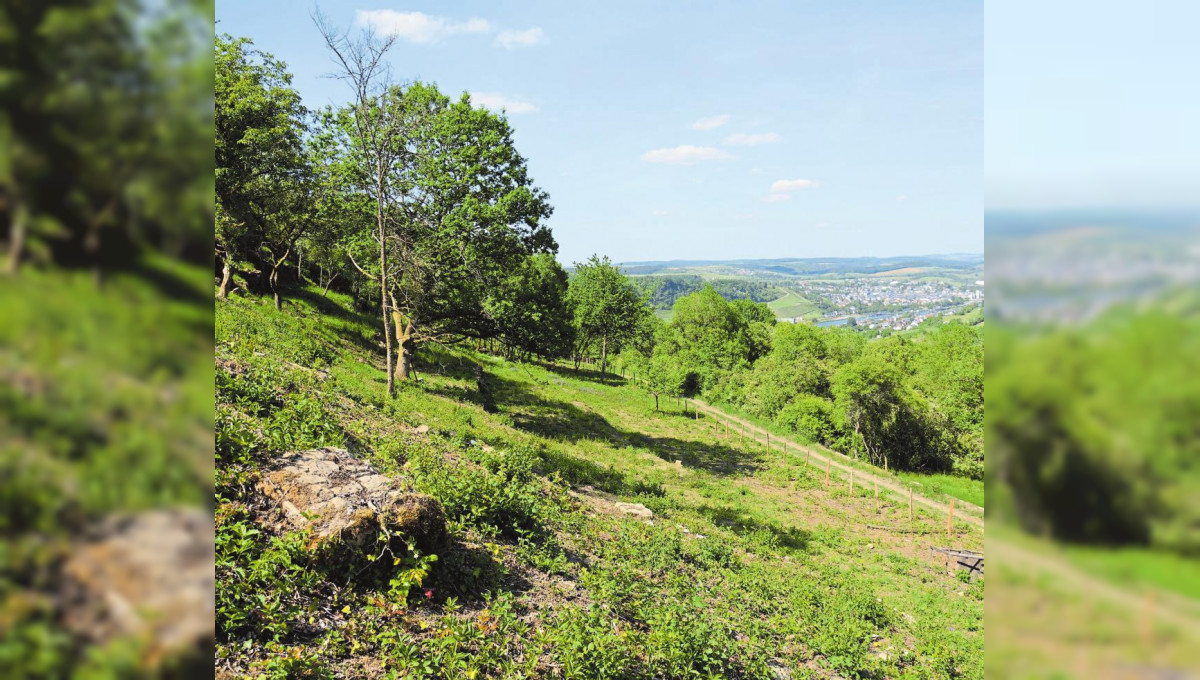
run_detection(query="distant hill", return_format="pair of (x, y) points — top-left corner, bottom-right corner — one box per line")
(611, 254), (983, 278)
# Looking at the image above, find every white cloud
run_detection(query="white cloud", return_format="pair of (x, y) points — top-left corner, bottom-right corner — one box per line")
(469, 92), (538, 114)
(495, 27), (545, 49)
(816, 222), (829, 229)
(641, 145), (734, 164)
(895, 195), (908, 201)
(652, 209), (669, 216)
(769, 178), (818, 193)
(760, 194), (791, 203)
(690, 114), (731, 131)
(723, 132), (783, 146)
(357, 10), (490, 43)
(749, 167), (763, 174)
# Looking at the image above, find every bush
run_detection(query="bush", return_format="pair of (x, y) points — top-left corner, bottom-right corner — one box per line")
(777, 393), (837, 445)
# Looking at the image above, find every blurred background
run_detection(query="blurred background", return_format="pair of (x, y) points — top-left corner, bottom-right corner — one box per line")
(986, 0), (1200, 677)
(0, 0), (215, 676)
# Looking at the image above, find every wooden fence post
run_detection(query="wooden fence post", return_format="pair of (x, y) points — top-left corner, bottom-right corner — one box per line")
(1142, 589), (1155, 648)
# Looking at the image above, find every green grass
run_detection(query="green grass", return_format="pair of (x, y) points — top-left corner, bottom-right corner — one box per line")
(214, 285), (984, 678)
(700, 398), (984, 512)
(766, 288), (819, 320)
(1061, 544), (1200, 604)
(896, 472), (984, 509)
(1, 256), (213, 675)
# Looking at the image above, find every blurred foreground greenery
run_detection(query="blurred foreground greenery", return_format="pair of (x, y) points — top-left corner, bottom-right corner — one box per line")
(0, 0), (214, 675)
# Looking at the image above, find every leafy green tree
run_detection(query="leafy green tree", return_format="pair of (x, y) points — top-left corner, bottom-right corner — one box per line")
(214, 34), (307, 302)
(1, 0), (213, 276)
(730, 298), (775, 326)
(486, 253), (573, 361)
(670, 286), (754, 383)
(383, 86), (555, 381)
(567, 255), (646, 374)
(778, 394), (837, 445)
(316, 14), (406, 396)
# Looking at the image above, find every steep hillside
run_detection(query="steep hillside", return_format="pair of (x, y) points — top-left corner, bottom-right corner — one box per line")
(215, 288), (983, 679)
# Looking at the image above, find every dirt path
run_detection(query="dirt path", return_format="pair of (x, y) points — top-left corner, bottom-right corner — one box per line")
(990, 534), (1200, 639)
(688, 398), (984, 528)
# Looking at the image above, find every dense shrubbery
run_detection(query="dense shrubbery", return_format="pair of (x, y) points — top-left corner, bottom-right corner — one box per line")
(618, 284), (983, 477)
(988, 309), (1200, 555)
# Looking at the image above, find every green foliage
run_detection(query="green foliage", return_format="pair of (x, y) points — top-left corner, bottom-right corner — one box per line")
(0, 0), (213, 271)
(777, 393), (837, 445)
(215, 33), (310, 299)
(632, 274), (781, 311)
(213, 288), (981, 678)
(486, 253), (574, 359)
(566, 255), (646, 369)
(988, 310), (1200, 555)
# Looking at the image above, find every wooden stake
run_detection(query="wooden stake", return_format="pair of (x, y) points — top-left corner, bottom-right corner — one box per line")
(947, 499), (955, 536)
(1142, 589), (1155, 648)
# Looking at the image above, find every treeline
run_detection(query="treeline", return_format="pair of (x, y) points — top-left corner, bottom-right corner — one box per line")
(613, 286), (983, 478)
(1, 0), (214, 276)
(216, 25), (564, 397)
(630, 275), (781, 311)
(988, 310), (1200, 555)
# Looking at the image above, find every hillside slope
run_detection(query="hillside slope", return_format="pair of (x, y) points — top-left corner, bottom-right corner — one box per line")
(215, 287), (983, 679)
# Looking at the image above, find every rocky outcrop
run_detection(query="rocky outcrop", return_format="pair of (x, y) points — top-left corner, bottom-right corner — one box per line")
(256, 447), (447, 554)
(59, 507), (214, 671)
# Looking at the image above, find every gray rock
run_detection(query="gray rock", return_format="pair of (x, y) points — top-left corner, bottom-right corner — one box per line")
(257, 447), (447, 553)
(614, 502), (654, 520)
(59, 507), (214, 670)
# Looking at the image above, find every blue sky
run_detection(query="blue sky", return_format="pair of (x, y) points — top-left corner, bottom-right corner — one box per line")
(987, 0), (1200, 212)
(217, 1), (981, 264)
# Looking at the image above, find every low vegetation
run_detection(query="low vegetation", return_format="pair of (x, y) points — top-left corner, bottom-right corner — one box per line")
(215, 288), (983, 678)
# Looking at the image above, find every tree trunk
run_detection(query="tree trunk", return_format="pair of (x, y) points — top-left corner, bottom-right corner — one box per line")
(654, 394), (659, 412)
(378, 161), (394, 398)
(297, 249), (303, 282)
(321, 272), (338, 297)
(391, 302), (415, 383)
(601, 333), (608, 375)
(217, 259), (231, 299)
(5, 203), (27, 276)
(271, 265), (281, 310)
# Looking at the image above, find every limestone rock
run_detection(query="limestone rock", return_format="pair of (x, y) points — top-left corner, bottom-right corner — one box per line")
(59, 507), (214, 671)
(614, 502), (654, 521)
(257, 447), (447, 554)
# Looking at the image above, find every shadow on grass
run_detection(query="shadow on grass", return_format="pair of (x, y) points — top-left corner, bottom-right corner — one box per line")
(530, 359), (628, 387)
(696, 503), (812, 553)
(487, 370), (764, 477)
(289, 286), (381, 358)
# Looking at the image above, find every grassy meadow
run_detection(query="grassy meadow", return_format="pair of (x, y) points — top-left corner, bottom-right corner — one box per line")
(214, 286), (984, 679)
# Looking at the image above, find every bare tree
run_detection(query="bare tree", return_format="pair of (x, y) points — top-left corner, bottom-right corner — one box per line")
(314, 9), (401, 397)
